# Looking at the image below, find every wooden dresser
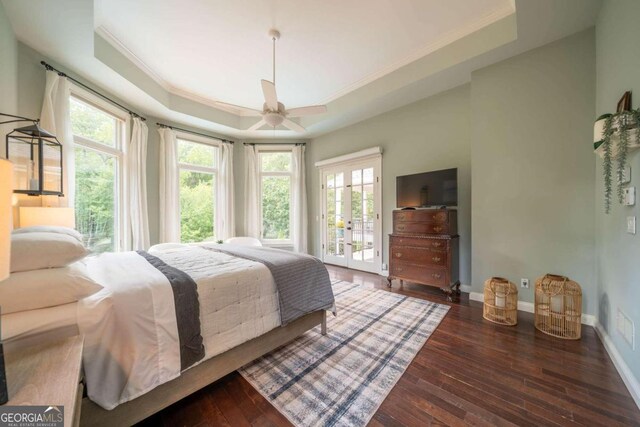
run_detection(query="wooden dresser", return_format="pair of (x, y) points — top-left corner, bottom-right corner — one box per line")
(388, 209), (460, 300)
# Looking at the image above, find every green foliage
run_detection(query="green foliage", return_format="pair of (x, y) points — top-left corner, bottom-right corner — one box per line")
(603, 116), (614, 213)
(617, 113), (630, 203)
(261, 152), (292, 240)
(262, 176), (290, 239)
(178, 139), (216, 167)
(180, 170), (215, 243)
(70, 98), (115, 146)
(601, 109), (640, 213)
(75, 147), (115, 253)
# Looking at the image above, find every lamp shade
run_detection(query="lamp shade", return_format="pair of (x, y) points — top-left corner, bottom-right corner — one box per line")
(19, 207), (75, 228)
(0, 159), (13, 281)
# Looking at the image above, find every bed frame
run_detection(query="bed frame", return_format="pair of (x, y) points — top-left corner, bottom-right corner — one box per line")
(79, 310), (327, 427)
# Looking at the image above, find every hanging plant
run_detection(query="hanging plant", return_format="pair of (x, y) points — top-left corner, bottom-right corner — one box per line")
(602, 115), (614, 213)
(598, 108), (640, 213)
(617, 112), (630, 203)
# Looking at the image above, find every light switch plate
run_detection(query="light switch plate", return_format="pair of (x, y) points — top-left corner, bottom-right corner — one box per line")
(624, 187), (636, 206)
(622, 166), (632, 184)
(627, 216), (636, 234)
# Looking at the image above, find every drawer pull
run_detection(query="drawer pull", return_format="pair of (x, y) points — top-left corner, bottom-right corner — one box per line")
(432, 273), (442, 279)
(432, 256), (441, 263)
(432, 242), (442, 248)
(397, 214), (406, 221)
(396, 267), (403, 272)
(397, 225), (406, 231)
(433, 226), (443, 233)
(395, 252), (403, 258)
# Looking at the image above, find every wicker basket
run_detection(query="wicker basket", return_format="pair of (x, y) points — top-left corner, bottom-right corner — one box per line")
(535, 274), (582, 340)
(483, 277), (518, 326)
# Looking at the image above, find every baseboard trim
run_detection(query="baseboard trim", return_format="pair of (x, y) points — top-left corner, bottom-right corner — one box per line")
(594, 322), (640, 410)
(469, 292), (596, 326)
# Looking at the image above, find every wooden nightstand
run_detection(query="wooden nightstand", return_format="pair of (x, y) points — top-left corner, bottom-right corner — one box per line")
(2, 335), (83, 427)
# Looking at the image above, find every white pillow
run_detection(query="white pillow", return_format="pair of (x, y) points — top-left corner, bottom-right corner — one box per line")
(10, 232), (89, 273)
(12, 226), (84, 243)
(0, 261), (102, 314)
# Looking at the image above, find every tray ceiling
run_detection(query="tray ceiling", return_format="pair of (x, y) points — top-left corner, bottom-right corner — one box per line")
(94, 0), (514, 110)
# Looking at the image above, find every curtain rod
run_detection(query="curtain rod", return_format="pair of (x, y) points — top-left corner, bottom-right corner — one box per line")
(40, 61), (147, 122)
(156, 123), (234, 144)
(243, 142), (305, 146)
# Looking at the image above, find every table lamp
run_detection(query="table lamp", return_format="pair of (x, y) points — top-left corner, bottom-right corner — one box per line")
(0, 158), (14, 404)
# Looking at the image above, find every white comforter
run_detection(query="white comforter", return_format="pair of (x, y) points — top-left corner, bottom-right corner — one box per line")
(79, 243), (280, 410)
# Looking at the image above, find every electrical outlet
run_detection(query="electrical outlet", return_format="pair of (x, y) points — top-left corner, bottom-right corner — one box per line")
(617, 309), (635, 350)
(521, 278), (529, 289)
(382, 263), (388, 271)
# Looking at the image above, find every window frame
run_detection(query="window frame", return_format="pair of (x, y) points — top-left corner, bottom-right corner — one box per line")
(257, 146), (294, 247)
(69, 85), (130, 252)
(176, 132), (220, 243)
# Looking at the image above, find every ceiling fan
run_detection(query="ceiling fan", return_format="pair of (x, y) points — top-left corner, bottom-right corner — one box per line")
(215, 29), (327, 133)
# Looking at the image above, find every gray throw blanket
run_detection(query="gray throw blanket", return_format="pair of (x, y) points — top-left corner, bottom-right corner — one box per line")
(137, 250), (205, 370)
(205, 244), (336, 325)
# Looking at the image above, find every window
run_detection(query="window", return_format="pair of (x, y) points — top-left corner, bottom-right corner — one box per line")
(259, 150), (293, 243)
(70, 92), (127, 253)
(177, 137), (218, 243)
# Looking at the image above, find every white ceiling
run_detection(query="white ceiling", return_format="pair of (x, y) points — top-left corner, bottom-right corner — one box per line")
(95, 0), (513, 110)
(2, 0), (602, 139)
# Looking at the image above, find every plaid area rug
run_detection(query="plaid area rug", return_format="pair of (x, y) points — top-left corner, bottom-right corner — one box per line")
(239, 280), (450, 427)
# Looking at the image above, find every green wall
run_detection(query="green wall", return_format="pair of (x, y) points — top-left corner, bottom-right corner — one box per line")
(0, 1), (17, 124)
(307, 85), (472, 285)
(595, 0), (640, 384)
(471, 29), (596, 313)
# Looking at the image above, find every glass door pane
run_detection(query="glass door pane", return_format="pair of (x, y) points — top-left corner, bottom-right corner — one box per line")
(326, 172), (345, 259)
(350, 168), (375, 265)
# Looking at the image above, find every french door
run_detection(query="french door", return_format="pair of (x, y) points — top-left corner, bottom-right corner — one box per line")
(321, 157), (382, 273)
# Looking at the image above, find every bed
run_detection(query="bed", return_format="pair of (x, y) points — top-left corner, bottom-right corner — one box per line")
(2, 242), (335, 427)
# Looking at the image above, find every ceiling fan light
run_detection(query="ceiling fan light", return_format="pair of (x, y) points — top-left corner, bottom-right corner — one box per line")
(264, 112), (284, 127)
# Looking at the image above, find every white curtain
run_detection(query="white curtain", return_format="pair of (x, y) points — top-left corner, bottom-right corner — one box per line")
(244, 144), (260, 239)
(158, 127), (180, 242)
(216, 142), (235, 240)
(291, 145), (308, 253)
(40, 70), (74, 207)
(127, 118), (150, 250)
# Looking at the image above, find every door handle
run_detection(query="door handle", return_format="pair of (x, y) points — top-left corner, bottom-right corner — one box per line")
(347, 227), (352, 230)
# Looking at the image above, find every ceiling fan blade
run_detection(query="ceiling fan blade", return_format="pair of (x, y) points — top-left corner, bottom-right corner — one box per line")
(286, 105), (327, 117)
(215, 101), (262, 116)
(282, 118), (306, 133)
(261, 79), (278, 110)
(247, 119), (267, 131)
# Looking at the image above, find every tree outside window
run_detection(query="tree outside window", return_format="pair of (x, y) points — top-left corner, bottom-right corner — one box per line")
(259, 151), (292, 242)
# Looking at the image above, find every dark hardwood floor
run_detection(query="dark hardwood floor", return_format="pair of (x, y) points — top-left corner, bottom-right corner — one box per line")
(139, 265), (640, 426)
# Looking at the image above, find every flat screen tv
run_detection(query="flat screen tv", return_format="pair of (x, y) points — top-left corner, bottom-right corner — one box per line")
(396, 168), (458, 208)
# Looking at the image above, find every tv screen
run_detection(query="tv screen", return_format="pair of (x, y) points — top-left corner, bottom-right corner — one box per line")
(396, 168), (458, 208)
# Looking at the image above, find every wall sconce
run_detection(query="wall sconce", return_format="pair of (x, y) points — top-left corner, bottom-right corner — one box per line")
(2, 113), (63, 197)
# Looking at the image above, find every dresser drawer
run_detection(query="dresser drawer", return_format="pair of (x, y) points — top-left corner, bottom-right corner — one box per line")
(390, 262), (448, 286)
(394, 222), (449, 235)
(394, 210), (449, 223)
(390, 235), (448, 250)
(390, 246), (447, 266)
